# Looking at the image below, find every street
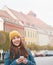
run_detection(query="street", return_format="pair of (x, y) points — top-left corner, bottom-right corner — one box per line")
(35, 56), (53, 65)
(0, 56), (53, 65)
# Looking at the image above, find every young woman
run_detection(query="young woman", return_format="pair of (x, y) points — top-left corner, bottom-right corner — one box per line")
(4, 30), (36, 65)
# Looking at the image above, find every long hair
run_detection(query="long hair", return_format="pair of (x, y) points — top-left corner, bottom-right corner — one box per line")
(10, 38), (29, 60)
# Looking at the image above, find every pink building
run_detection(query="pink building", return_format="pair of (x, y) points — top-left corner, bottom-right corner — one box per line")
(0, 6), (53, 46)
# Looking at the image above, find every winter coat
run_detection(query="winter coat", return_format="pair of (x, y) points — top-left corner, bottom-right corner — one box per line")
(4, 49), (36, 65)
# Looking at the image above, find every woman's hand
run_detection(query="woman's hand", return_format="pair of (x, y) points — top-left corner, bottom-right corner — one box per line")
(16, 56), (28, 64)
(22, 57), (28, 64)
(16, 58), (22, 64)
(19, 56), (28, 64)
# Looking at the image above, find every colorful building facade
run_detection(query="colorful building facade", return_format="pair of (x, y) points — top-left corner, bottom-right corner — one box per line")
(0, 6), (53, 46)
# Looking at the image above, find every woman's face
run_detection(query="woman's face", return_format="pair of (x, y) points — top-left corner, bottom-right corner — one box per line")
(12, 36), (21, 47)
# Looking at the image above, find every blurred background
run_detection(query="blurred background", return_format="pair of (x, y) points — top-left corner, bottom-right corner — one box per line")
(0, 0), (53, 65)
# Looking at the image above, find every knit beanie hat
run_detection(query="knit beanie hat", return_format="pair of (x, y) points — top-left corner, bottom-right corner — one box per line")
(9, 30), (21, 40)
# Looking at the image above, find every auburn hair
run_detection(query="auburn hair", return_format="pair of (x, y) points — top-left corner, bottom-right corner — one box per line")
(10, 38), (29, 60)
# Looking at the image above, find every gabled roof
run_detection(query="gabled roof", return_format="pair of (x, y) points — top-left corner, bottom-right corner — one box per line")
(0, 10), (13, 20)
(9, 8), (30, 25)
(9, 9), (53, 30)
(0, 7), (53, 30)
(27, 11), (53, 30)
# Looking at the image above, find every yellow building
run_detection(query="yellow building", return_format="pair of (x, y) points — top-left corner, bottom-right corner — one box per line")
(0, 6), (53, 46)
(24, 27), (38, 44)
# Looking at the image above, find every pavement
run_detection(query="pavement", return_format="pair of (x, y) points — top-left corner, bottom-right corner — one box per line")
(35, 56), (53, 65)
(0, 56), (53, 65)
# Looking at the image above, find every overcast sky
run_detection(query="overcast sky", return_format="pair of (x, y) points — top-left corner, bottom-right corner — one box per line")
(0, 0), (53, 27)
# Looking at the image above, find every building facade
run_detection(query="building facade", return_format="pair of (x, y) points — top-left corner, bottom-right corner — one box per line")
(0, 6), (53, 46)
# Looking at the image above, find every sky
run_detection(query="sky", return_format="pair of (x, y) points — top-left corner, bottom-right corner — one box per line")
(0, 0), (53, 27)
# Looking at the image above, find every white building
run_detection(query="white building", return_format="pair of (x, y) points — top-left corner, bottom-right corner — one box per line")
(0, 17), (4, 31)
